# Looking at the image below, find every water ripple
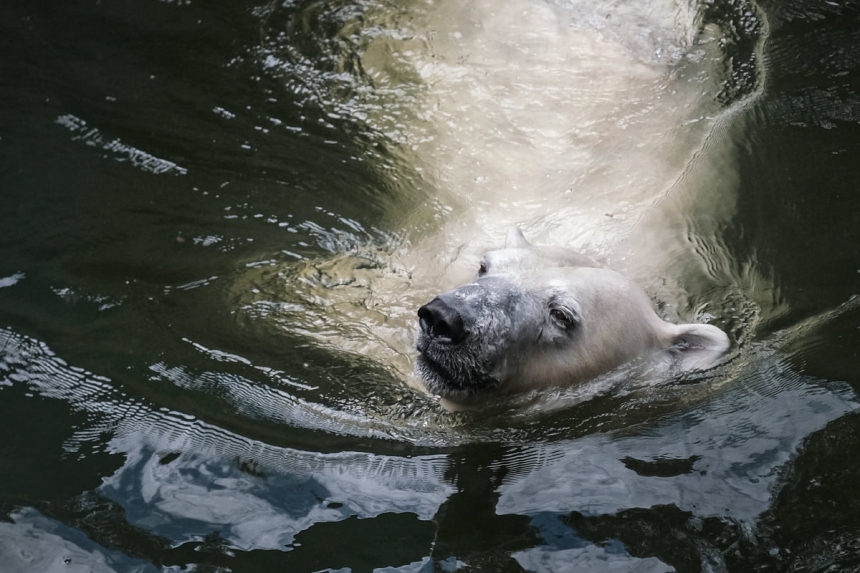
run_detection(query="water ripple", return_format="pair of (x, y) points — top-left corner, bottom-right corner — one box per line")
(55, 114), (188, 176)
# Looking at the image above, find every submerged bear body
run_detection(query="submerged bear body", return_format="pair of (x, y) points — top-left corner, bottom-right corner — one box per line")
(416, 229), (729, 404)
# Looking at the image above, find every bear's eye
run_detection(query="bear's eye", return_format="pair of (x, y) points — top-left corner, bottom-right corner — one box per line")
(550, 307), (575, 329)
(477, 261), (488, 276)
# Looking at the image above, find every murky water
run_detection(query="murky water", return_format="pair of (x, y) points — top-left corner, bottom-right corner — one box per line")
(2, 0), (860, 571)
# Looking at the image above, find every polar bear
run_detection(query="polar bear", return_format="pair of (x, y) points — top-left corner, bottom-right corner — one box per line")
(233, 0), (760, 413)
(416, 228), (730, 404)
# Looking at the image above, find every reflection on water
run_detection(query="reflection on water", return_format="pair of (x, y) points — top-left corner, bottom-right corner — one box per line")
(1, 0), (860, 571)
(0, 508), (158, 573)
(1, 295), (857, 571)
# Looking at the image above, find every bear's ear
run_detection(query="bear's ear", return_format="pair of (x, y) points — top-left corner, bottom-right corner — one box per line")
(665, 323), (730, 372)
(506, 226), (532, 249)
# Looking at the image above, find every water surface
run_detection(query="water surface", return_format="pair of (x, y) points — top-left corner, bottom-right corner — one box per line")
(1, 0), (860, 571)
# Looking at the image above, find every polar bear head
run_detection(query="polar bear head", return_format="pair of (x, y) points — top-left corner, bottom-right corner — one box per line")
(415, 228), (729, 404)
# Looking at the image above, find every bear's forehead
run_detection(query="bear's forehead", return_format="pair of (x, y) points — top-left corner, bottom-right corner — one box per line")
(522, 270), (606, 296)
(484, 246), (596, 270)
(481, 266), (593, 296)
(487, 264), (630, 303)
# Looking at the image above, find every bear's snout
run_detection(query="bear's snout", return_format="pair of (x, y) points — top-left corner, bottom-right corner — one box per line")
(418, 296), (468, 345)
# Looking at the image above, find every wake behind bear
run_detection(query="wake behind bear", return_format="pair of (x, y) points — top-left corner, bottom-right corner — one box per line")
(416, 228), (730, 407)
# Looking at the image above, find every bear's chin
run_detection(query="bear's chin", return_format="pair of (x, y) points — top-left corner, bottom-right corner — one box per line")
(415, 353), (500, 400)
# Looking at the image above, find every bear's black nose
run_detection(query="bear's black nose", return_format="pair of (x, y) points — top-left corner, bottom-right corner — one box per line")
(418, 297), (468, 344)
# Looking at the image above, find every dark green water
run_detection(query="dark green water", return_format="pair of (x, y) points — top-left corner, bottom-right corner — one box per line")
(1, 0), (860, 571)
